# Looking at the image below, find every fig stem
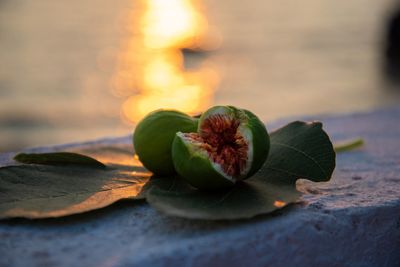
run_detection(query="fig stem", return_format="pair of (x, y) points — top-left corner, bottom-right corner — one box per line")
(334, 138), (364, 152)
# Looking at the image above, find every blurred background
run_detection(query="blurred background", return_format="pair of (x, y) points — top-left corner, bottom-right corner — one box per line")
(1, 0), (400, 152)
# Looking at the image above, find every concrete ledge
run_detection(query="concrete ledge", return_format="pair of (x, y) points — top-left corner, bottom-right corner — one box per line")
(1, 107), (400, 267)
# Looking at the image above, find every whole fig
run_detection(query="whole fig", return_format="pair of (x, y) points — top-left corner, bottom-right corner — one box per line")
(133, 109), (198, 176)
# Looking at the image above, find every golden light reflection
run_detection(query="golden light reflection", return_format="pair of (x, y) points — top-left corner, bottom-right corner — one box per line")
(274, 200), (286, 208)
(113, 0), (221, 124)
(141, 0), (208, 49)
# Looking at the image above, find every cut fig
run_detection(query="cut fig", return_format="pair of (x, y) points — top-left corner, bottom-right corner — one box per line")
(172, 106), (270, 190)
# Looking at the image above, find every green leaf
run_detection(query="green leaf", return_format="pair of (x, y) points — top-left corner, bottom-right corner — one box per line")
(146, 121), (336, 220)
(259, 121), (336, 184)
(147, 179), (299, 220)
(14, 152), (106, 169)
(139, 175), (193, 196)
(0, 145), (151, 219)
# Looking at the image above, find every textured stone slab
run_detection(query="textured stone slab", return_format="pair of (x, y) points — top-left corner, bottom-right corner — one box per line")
(1, 107), (400, 267)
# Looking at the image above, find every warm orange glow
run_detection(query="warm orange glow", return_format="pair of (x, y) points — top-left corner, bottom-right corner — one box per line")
(113, 0), (220, 124)
(274, 200), (286, 208)
(141, 0), (208, 49)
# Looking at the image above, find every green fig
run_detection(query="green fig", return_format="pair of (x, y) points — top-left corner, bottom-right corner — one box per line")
(172, 106), (270, 190)
(133, 109), (198, 176)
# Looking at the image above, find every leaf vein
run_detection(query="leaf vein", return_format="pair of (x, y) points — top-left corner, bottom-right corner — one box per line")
(272, 142), (327, 177)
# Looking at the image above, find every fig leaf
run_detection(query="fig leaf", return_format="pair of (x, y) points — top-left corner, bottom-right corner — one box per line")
(0, 145), (150, 219)
(14, 152), (106, 169)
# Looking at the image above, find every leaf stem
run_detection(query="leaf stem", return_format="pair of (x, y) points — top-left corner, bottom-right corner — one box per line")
(334, 138), (364, 152)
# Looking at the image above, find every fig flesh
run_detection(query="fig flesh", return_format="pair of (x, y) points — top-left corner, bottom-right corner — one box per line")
(172, 106), (270, 190)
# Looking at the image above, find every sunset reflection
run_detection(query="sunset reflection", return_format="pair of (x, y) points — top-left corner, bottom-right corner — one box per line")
(113, 0), (220, 124)
(141, 0), (208, 49)
(273, 200), (286, 208)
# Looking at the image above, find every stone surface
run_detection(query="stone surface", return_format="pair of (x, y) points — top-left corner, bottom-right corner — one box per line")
(1, 107), (400, 267)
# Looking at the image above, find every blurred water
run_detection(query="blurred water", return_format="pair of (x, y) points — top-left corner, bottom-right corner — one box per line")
(1, 0), (399, 152)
